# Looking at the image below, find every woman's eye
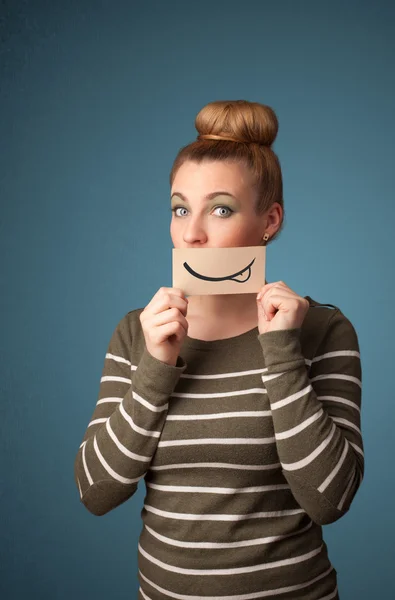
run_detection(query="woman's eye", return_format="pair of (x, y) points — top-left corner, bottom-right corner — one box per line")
(213, 206), (233, 218)
(173, 207), (189, 217)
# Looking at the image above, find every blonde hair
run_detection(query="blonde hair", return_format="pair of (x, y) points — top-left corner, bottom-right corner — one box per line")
(169, 100), (284, 242)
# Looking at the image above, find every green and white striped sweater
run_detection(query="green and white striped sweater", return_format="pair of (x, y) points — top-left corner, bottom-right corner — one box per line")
(75, 296), (363, 600)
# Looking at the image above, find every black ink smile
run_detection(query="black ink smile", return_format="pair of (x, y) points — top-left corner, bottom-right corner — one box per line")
(183, 257), (256, 283)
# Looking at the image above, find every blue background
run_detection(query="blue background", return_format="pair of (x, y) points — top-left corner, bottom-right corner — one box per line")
(1, 1), (394, 598)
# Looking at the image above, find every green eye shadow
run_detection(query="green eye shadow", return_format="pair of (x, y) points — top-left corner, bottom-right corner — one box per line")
(209, 195), (239, 211)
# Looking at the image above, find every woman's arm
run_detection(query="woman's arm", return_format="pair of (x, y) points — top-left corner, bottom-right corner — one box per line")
(258, 309), (363, 525)
(74, 315), (186, 516)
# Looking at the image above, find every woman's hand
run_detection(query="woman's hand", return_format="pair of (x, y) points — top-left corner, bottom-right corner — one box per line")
(140, 287), (189, 366)
(256, 281), (310, 335)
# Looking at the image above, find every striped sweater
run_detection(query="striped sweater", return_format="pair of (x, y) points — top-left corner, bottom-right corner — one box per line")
(75, 296), (363, 600)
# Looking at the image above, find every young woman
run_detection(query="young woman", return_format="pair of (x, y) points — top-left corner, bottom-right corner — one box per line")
(75, 100), (363, 600)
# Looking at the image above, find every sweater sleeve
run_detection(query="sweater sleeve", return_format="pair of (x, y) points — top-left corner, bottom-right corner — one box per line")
(74, 315), (186, 516)
(258, 309), (363, 525)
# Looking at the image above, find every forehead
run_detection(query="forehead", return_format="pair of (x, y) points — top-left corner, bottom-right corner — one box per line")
(171, 160), (255, 196)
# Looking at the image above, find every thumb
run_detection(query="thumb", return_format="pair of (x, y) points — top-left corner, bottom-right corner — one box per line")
(256, 296), (268, 322)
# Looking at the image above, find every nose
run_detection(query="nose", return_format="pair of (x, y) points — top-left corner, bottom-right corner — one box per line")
(183, 216), (208, 245)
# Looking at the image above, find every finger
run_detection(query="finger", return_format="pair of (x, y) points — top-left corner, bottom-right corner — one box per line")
(259, 285), (299, 306)
(145, 294), (189, 318)
(263, 292), (303, 320)
(264, 282), (291, 295)
(261, 292), (290, 319)
(151, 308), (189, 330)
(155, 295), (189, 318)
(154, 320), (188, 344)
(257, 281), (285, 300)
(145, 287), (188, 311)
(266, 287), (299, 302)
(256, 296), (268, 321)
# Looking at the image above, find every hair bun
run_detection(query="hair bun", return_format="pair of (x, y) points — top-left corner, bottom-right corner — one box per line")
(195, 100), (278, 147)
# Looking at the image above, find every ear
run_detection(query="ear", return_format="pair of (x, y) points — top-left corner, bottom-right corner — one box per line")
(263, 202), (283, 238)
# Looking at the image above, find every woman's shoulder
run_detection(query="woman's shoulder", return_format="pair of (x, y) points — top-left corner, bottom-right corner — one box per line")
(302, 295), (359, 352)
(304, 295), (355, 326)
(305, 295), (339, 311)
(108, 307), (145, 349)
(125, 307), (145, 320)
(303, 295), (340, 330)
(122, 307), (145, 334)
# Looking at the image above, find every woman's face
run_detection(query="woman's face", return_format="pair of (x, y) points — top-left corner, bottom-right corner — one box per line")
(170, 160), (267, 249)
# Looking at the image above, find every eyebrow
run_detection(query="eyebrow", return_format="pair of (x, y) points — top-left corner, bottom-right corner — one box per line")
(170, 191), (236, 202)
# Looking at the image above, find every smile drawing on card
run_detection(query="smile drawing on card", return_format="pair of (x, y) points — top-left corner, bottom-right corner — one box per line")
(172, 246), (266, 296)
(183, 257), (256, 283)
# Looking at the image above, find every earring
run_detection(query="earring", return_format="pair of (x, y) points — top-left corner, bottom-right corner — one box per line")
(262, 233), (269, 245)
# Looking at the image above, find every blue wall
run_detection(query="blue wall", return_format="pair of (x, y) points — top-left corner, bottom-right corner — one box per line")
(1, 1), (394, 598)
